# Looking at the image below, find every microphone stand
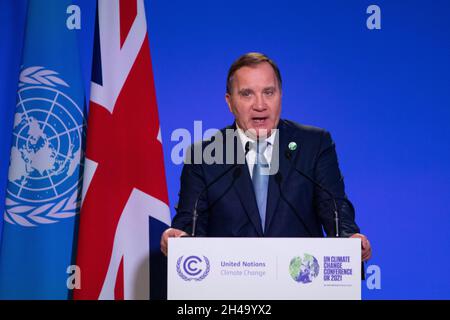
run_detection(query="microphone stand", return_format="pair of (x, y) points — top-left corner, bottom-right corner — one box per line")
(285, 150), (340, 237)
(285, 149), (366, 279)
(191, 142), (251, 237)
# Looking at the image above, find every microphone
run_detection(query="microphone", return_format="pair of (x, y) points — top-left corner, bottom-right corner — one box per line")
(191, 142), (251, 237)
(286, 148), (366, 280)
(275, 172), (313, 236)
(285, 148), (342, 237)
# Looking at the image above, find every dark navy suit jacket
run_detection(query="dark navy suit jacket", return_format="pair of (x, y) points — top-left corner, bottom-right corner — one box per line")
(171, 119), (360, 238)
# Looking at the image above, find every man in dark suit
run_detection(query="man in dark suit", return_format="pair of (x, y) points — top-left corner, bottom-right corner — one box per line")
(161, 52), (371, 262)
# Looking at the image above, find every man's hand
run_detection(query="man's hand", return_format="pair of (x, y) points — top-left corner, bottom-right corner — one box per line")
(350, 233), (372, 262)
(160, 228), (188, 256)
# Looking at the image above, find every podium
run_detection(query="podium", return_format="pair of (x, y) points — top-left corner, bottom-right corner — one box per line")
(168, 237), (361, 300)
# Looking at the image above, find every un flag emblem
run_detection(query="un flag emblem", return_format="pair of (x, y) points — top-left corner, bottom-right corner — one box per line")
(4, 66), (86, 227)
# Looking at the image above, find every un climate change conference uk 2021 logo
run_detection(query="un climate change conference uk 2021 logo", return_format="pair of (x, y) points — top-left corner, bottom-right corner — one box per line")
(289, 254), (320, 284)
(177, 255), (210, 281)
(4, 66), (85, 227)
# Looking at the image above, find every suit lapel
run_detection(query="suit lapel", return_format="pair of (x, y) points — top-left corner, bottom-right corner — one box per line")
(233, 163), (264, 236)
(265, 120), (301, 232)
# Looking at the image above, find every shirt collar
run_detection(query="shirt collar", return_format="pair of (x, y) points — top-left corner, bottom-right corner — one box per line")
(236, 123), (277, 149)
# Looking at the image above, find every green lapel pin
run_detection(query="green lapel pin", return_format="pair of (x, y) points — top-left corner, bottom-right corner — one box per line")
(288, 141), (297, 151)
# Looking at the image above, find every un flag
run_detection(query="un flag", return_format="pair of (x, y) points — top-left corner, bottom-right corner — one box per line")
(0, 0), (85, 299)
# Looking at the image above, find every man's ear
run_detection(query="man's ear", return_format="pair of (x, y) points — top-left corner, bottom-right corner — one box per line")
(225, 93), (233, 113)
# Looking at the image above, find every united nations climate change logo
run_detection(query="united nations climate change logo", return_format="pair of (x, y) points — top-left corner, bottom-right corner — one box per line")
(176, 255), (210, 281)
(4, 66), (85, 227)
(289, 254), (320, 284)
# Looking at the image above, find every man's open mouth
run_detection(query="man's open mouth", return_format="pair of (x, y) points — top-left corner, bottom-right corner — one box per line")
(251, 117), (268, 124)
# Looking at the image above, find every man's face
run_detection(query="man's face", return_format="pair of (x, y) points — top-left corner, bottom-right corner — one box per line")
(226, 62), (282, 138)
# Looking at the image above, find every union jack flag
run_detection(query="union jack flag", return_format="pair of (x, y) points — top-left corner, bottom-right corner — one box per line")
(74, 0), (171, 300)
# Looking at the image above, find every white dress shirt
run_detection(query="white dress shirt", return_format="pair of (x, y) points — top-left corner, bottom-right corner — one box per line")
(236, 125), (277, 179)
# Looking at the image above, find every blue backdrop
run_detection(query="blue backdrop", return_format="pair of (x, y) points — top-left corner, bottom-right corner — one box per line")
(1, 0), (449, 299)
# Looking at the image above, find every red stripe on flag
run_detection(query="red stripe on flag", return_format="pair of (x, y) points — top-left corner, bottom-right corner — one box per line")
(119, 0), (137, 48)
(114, 257), (124, 300)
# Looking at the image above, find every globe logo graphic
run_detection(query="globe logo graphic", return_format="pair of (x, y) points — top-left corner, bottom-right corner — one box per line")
(289, 254), (320, 284)
(4, 66), (85, 227)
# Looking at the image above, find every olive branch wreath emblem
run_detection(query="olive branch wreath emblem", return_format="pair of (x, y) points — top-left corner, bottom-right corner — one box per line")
(4, 66), (81, 227)
(176, 256), (211, 281)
